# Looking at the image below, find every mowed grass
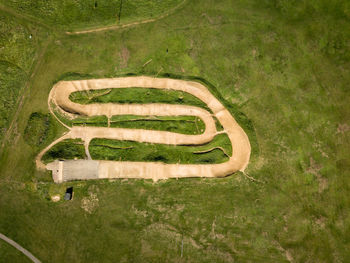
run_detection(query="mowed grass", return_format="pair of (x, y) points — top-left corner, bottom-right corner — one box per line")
(0, 0), (349, 262)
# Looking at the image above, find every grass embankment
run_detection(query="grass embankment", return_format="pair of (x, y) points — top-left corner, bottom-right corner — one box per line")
(42, 139), (86, 164)
(89, 133), (231, 164)
(0, 0), (183, 31)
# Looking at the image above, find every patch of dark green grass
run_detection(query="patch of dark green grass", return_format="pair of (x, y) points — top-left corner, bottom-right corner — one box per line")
(42, 139), (86, 164)
(24, 112), (56, 149)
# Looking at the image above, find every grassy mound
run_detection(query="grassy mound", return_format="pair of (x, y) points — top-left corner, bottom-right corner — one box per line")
(42, 139), (86, 164)
(89, 134), (232, 164)
(24, 112), (56, 148)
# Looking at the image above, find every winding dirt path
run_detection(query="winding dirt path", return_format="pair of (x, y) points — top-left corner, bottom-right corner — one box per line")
(38, 76), (250, 182)
(0, 233), (41, 263)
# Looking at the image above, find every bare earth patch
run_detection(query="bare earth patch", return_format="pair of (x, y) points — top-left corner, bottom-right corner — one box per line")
(51, 195), (60, 202)
(306, 157), (328, 193)
(119, 46), (130, 69)
(337, 123), (350, 134)
(81, 192), (99, 214)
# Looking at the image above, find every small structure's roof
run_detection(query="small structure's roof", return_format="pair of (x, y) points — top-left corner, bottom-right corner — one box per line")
(64, 192), (72, 201)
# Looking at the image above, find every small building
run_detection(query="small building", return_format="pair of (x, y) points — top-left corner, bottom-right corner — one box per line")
(64, 187), (73, 200)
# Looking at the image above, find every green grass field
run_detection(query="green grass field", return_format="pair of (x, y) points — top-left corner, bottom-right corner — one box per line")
(0, 14), (36, 142)
(0, 239), (31, 263)
(0, 0), (183, 31)
(42, 139), (86, 164)
(0, 0), (349, 262)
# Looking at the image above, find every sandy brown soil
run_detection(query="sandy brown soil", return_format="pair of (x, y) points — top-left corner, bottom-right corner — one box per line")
(38, 76), (251, 182)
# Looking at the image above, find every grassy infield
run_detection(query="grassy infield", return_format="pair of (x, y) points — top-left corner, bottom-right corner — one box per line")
(0, 0), (350, 262)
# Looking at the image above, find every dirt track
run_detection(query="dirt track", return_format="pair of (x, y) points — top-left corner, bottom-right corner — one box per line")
(38, 76), (251, 182)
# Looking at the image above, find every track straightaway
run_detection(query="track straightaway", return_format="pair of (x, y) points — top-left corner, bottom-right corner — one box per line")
(37, 76), (251, 182)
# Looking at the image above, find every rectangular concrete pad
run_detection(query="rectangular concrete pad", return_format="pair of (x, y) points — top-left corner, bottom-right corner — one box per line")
(62, 160), (99, 181)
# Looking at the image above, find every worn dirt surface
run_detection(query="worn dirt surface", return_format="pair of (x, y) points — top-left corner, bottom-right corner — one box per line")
(38, 76), (251, 182)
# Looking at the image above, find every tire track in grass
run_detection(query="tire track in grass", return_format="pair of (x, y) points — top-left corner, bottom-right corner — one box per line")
(66, 0), (187, 35)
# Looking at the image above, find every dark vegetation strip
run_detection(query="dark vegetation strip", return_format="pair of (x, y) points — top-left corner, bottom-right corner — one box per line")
(42, 139), (86, 164)
(24, 112), (57, 150)
(89, 134), (232, 164)
(118, 0), (123, 23)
